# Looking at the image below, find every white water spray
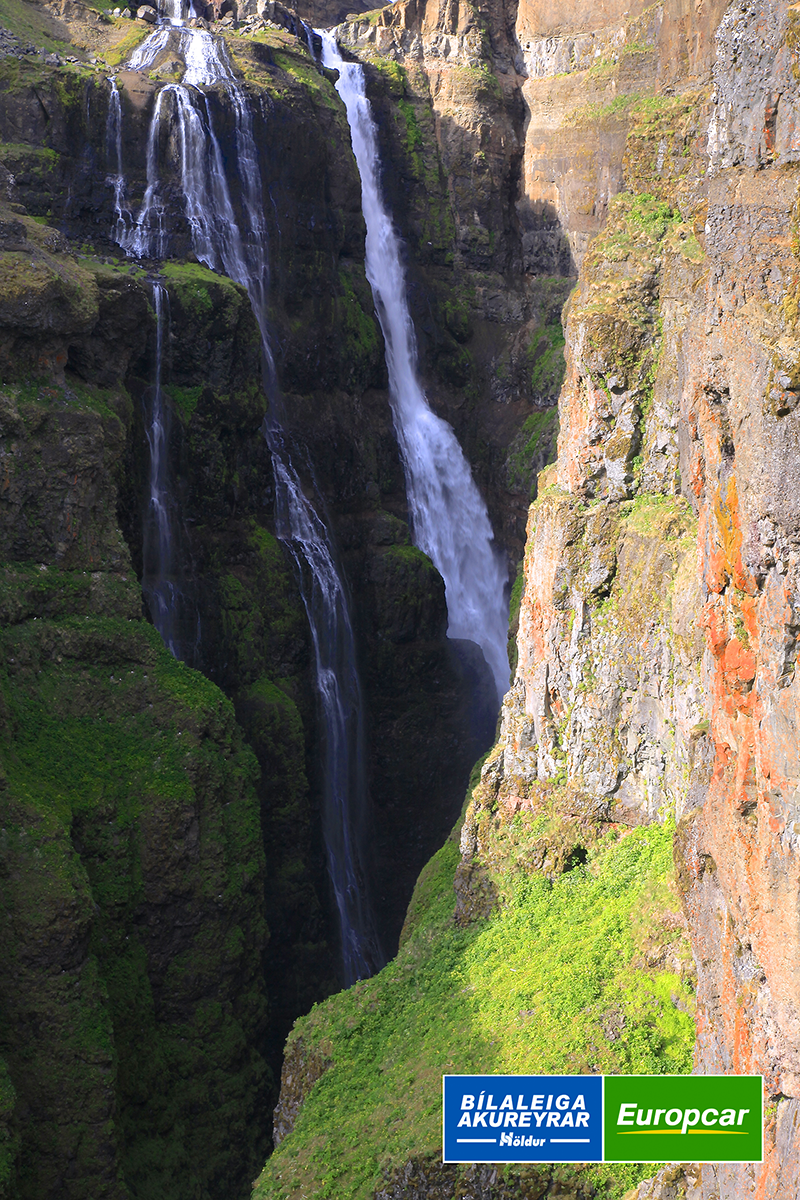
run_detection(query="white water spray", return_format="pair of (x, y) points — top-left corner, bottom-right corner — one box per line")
(318, 31), (510, 706)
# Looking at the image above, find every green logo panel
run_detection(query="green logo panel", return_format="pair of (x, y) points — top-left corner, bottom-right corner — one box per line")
(604, 1075), (763, 1163)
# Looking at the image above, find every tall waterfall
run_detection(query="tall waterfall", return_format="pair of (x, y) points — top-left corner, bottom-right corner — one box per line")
(318, 31), (510, 706)
(116, 21), (382, 983)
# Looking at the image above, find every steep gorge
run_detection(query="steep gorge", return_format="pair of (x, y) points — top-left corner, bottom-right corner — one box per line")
(1, 0), (799, 1196)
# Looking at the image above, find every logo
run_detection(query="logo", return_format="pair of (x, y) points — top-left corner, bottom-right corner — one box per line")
(442, 1075), (763, 1164)
(603, 1075), (763, 1163)
(442, 1075), (603, 1163)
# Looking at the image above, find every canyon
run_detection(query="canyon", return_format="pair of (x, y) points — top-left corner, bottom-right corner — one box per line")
(0, 0), (798, 1196)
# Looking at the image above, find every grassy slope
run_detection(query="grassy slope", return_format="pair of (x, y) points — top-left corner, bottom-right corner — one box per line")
(254, 807), (695, 1200)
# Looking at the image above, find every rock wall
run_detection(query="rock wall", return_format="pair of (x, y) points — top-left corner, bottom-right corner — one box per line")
(331, 0), (800, 1194)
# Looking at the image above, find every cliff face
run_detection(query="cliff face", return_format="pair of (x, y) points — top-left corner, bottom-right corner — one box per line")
(0, 242), (271, 1198)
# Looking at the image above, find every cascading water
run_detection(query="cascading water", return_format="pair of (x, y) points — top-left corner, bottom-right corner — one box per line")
(142, 283), (181, 657)
(318, 31), (510, 707)
(104, 81), (130, 244)
(115, 17), (382, 984)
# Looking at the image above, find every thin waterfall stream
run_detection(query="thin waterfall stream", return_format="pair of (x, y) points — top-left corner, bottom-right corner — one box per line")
(113, 14), (382, 984)
(142, 281), (180, 657)
(318, 30), (510, 707)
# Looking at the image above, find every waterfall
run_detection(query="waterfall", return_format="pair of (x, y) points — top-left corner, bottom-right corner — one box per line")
(142, 282), (181, 657)
(116, 22), (382, 984)
(318, 31), (510, 707)
(105, 80), (131, 245)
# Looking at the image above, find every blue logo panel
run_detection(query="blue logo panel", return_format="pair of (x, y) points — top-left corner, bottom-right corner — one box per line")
(443, 1075), (603, 1163)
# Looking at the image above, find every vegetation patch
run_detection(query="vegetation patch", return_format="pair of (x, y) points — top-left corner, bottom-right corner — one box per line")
(254, 814), (694, 1200)
(103, 22), (148, 67)
(447, 63), (502, 103)
(506, 408), (559, 496)
(565, 92), (636, 129)
(0, 611), (269, 1199)
(0, 0), (72, 53)
(528, 322), (566, 396)
(506, 560), (525, 673)
(623, 87), (710, 197)
(161, 259), (244, 317)
(591, 192), (680, 265)
(165, 382), (203, 422)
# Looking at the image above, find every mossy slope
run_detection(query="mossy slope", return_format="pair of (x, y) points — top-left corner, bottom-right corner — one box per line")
(254, 794), (694, 1200)
(0, 610), (270, 1200)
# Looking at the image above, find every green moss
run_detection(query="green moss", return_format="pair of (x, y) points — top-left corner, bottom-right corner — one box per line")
(0, 608), (269, 1200)
(506, 561), (525, 674)
(254, 821), (692, 1199)
(441, 293), (472, 343)
(369, 56), (406, 97)
(383, 543), (433, 571)
(270, 49), (341, 109)
(529, 322), (566, 395)
(0, 1058), (19, 1199)
(623, 88), (708, 196)
(621, 492), (692, 538)
(508, 562), (524, 632)
(103, 24), (148, 67)
(593, 193), (680, 265)
(506, 408), (559, 496)
(347, 7), (383, 24)
(0, 142), (58, 168)
(566, 92), (636, 129)
(397, 96), (423, 154)
(161, 260), (237, 317)
(666, 222), (705, 262)
(0, 249), (99, 354)
(625, 192), (680, 240)
(165, 382), (203, 422)
(447, 63), (502, 102)
(335, 266), (380, 384)
(244, 676), (306, 809)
